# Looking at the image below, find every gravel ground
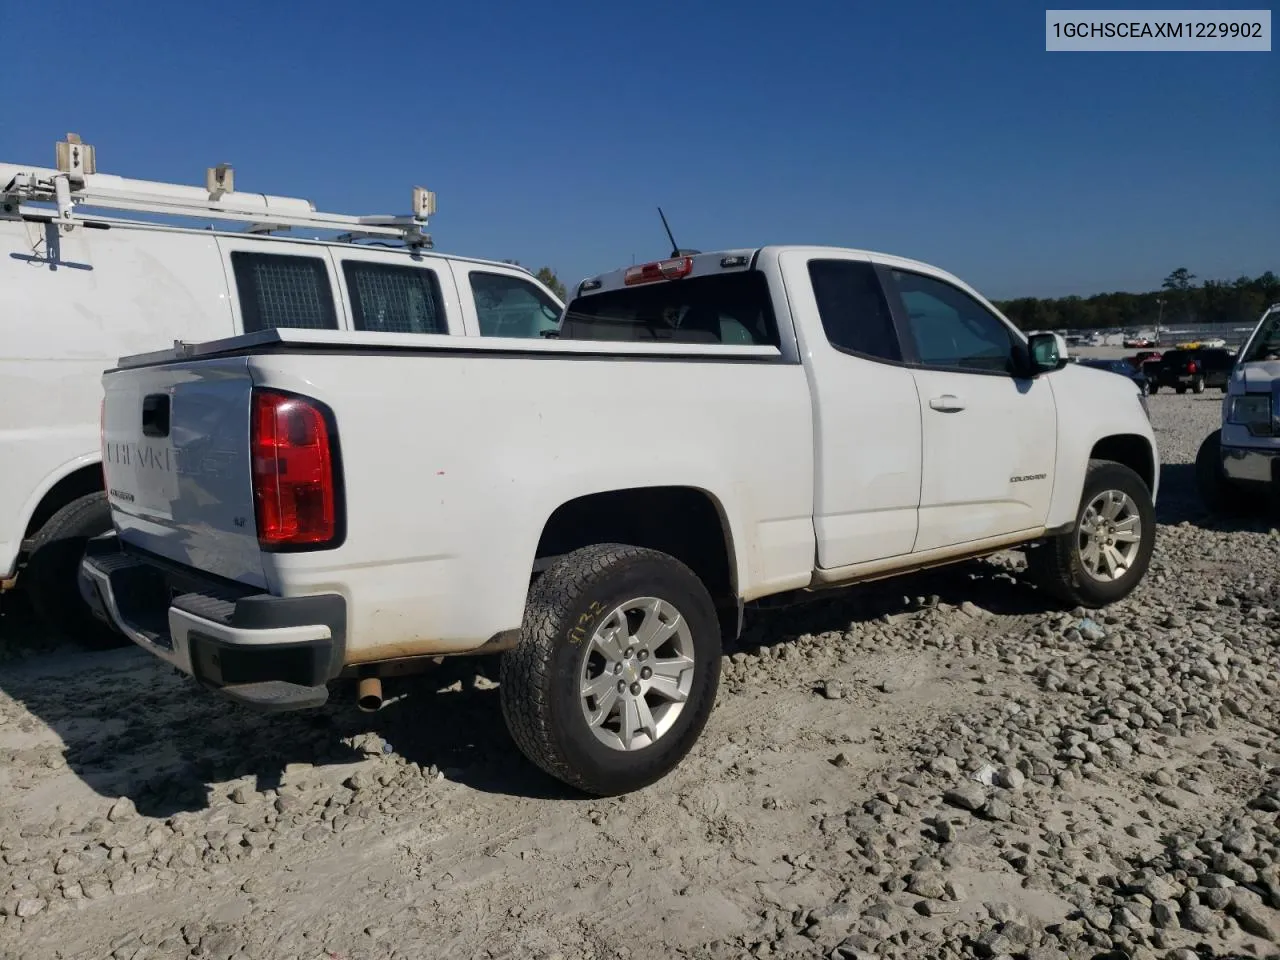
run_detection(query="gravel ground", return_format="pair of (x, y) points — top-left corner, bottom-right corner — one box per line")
(1, 391), (1278, 960)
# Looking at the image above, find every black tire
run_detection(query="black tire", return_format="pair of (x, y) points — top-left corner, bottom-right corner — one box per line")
(1148, 384), (1159, 395)
(1176, 385), (1188, 395)
(22, 492), (126, 650)
(500, 543), (722, 796)
(1195, 429), (1256, 517)
(1196, 429), (1229, 514)
(1192, 376), (1205, 394)
(1030, 460), (1156, 608)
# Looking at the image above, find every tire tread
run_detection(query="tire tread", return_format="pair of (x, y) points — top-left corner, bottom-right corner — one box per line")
(500, 543), (715, 795)
(23, 492), (123, 649)
(1030, 458), (1155, 608)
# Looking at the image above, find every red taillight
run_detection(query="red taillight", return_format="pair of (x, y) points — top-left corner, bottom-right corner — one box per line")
(251, 390), (338, 548)
(624, 256), (694, 285)
(1187, 361), (1198, 373)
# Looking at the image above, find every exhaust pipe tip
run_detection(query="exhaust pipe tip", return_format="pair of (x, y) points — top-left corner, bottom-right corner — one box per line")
(356, 677), (383, 712)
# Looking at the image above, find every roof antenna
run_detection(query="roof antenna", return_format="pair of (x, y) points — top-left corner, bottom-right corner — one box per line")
(658, 206), (700, 258)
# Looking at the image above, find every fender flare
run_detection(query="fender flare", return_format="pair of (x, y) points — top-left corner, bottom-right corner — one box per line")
(18, 452), (104, 539)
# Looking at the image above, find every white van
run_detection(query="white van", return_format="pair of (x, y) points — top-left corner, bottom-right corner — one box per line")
(1, 136), (564, 646)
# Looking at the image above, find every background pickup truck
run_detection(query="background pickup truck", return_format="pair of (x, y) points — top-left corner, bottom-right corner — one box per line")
(84, 245), (1160, 796)
(1145, 347), (1235, 394)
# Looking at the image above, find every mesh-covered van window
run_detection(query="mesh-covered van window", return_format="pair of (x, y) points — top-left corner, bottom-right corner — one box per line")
(559, 272), (779, 345)
(231, 252), (339, 333)
(342, 261), (446, 334)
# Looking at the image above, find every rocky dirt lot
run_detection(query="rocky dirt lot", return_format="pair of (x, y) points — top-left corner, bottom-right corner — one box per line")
(1, 392), (1278, 960)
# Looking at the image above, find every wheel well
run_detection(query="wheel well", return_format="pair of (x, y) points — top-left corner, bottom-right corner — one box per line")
(23, 463), (105, 541)
(1090, 435), (1155, 492)
(536, 486), (737, 632)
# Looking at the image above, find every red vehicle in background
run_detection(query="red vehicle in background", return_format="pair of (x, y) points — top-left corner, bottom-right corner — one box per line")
(1128, 350), (1162, 369)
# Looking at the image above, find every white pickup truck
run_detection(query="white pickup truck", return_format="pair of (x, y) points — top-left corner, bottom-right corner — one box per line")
(83, 246), (1159, 796)
(1196, 303), (1280, 513)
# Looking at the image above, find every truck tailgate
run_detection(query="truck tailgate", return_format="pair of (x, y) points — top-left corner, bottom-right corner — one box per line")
(102, 357), (267, 588)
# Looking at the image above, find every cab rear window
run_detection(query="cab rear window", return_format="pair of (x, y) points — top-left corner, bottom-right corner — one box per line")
(560, 272), (779, 346)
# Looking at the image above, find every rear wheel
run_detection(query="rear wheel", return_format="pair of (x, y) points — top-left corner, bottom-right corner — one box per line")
(1192, 376), (1206, 394)
(22, 492), (127, 650)
(1031, 460), (1156, 608)
(1148, 384), (1159, 395)
(500, 543), (721, 796)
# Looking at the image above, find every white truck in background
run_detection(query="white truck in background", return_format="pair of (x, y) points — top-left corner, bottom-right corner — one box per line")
(1196, 302), (1280, 514)
(1, 136), (563, 645)
(84, 245), (1160, 796)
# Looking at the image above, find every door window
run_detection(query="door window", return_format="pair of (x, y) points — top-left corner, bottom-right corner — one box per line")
(807, 259), (902, 362)
(342, 260), (446, 334)
(230, 252), (338, 333)
(891, 269), (1017, 375)
(470, 272), (562, 338)
(1242, 312), (1280, 362)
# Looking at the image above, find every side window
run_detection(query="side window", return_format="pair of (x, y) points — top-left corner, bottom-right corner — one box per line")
(469, 272), (562, 338)
(230, 252), (338, 333)
(1243, 313), (1280, 362)
(890, 269), (1016, 374)
(807, 259), (902, 362)
(342, 260), (446, 335)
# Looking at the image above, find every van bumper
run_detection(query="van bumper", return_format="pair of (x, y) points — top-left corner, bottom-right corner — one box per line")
(79, 537), (346, 711)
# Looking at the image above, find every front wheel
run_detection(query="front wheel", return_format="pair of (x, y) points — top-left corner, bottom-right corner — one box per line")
(1030, 460), (1156, 608)
(500, 543), (722, 796)
(1148, 384), (1160, 395)
(1195, 429), (1254, 517)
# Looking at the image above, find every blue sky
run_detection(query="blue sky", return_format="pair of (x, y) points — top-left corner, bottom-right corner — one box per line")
(2, 0), (1275, 299)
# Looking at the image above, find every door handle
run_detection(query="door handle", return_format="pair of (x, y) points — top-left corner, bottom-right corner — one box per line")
(142, 393), (171, 437)
(929, 394), (966, 412)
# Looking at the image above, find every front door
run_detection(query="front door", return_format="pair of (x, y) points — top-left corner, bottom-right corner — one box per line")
(880, 265), (1058, 553)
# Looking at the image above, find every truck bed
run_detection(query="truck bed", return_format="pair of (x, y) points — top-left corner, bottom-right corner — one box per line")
(100, 328), (819, 663)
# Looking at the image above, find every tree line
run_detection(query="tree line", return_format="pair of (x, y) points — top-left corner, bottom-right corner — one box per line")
(994, 268), (1280, 332)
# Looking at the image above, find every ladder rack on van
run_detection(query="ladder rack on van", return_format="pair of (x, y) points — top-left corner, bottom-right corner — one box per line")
(0, 134), (436, 248)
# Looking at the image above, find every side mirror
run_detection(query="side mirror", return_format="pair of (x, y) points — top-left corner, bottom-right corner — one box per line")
(1027, 332), (1068, 374)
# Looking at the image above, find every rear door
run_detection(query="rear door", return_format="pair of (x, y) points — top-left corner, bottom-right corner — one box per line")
(102, 358), (266, 587)
(878, 263), (1058, 553)
(778, 250), (922, 568)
